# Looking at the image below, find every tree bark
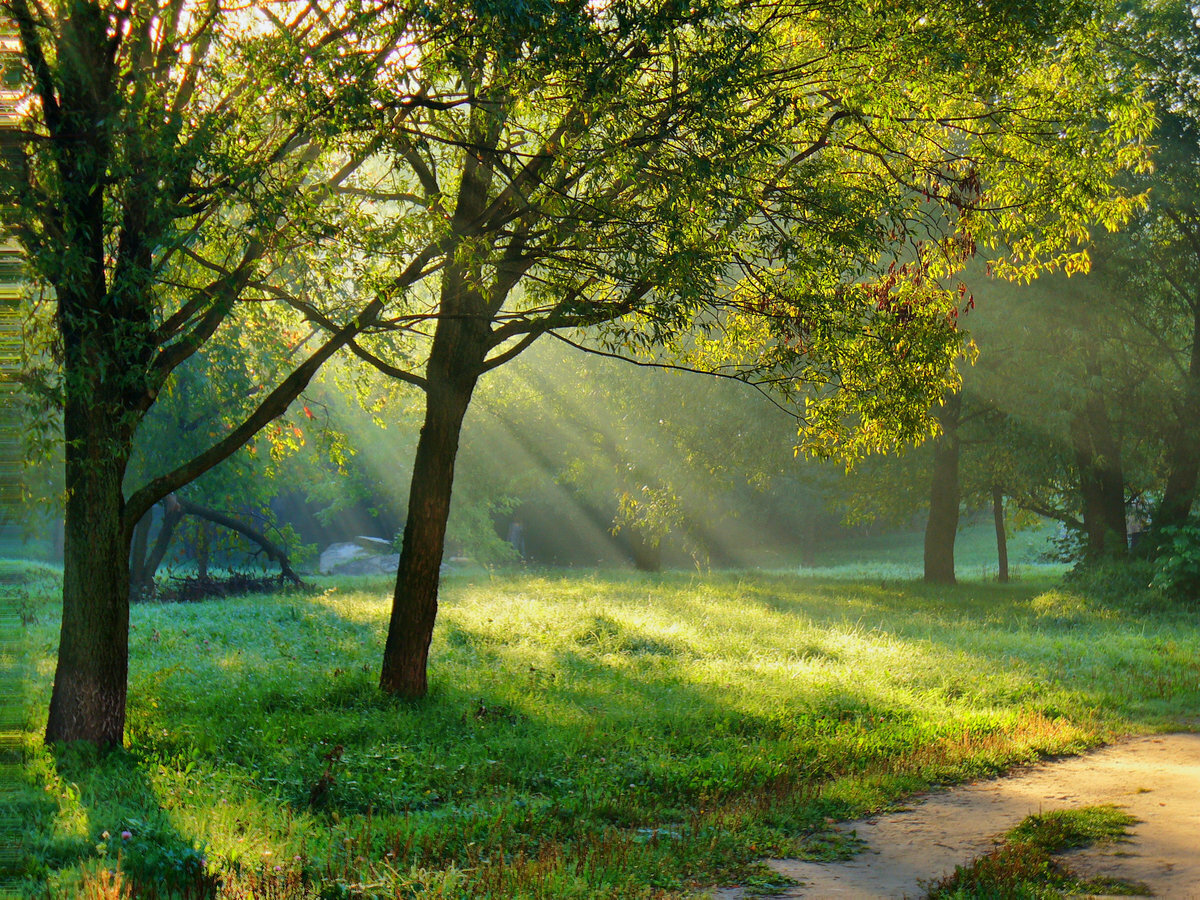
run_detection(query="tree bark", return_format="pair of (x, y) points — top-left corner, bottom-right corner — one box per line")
(1070, 376), (1126, 559)
(992, 484), (1009, 583)
(379, 256), (489, 697)
(924, 392), (962, 584)
(379, 376), (477, 697)
(45, 398), (132, 746)
(1155, 302), (1200, 533)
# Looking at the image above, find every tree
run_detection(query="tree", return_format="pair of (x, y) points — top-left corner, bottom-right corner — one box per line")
(282, 0), (1150, 696)
(1103, 1), (1200, 536)
(924, 391), (962, 583)
(2, 0), (406, 745)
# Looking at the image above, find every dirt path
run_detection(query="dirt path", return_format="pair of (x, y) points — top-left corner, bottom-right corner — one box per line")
(712, 733), (1200, 899)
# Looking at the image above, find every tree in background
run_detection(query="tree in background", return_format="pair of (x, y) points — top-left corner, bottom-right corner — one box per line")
(1103, 0), (1200, 536)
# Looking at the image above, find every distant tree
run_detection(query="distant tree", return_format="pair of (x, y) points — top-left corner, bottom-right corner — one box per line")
(462, 341), (805, 570)
(1104, 1), (1200, 536)
(923, 391), (963, 584)
(280, 0), (1150, 696)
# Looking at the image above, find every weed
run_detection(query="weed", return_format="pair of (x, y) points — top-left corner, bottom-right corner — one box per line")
(926, 806), (1150, 898)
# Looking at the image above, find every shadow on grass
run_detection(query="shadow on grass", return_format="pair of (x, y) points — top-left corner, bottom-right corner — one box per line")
(28, 742), (217, 898)
(25, 568), (1200, 894)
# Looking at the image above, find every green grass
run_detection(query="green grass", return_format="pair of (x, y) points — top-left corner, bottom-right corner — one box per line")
(8, 562), (1200, 898)
(804, 520), (1064, 580)
(926, 805), (1150, 898)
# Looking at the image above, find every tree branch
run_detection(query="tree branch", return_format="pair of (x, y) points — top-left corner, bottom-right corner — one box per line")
(176, 497), (302, 584)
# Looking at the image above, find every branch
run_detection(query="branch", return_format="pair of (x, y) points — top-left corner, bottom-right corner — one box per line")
(1010, 496), (1083, 532)
(176, 497), (302, 584)
(545, 331), (798, 419)
(123, 294), (385, 530)
(141, 239), (265, 405)
(8, 0), (60, 134)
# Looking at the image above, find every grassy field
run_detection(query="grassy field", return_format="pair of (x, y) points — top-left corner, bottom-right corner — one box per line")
(9, 557), (1199, 898)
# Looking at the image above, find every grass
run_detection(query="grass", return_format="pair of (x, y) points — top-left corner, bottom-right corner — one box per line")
(8, 557), (1200, 898)
(801, 520), (1065, 580)
(926, 805), (1150, 898)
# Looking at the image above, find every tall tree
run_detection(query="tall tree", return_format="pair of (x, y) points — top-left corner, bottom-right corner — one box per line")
(1106, 1), (1200, 535)
(1, 0), (404, 745)
(282, 0), (1150, 696)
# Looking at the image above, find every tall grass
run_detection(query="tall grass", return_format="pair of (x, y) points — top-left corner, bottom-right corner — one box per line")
(9, 561), (1198, 898)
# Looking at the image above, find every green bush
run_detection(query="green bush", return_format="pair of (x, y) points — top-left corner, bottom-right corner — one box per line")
(1150, 521), (1200, 601)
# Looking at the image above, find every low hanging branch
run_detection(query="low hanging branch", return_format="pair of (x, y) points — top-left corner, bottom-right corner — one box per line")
(174, 497), (304, 585)
(132, 493), (305, 594)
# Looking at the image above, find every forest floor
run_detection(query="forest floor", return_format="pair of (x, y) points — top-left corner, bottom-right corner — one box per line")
(713, 732), (1200, 899)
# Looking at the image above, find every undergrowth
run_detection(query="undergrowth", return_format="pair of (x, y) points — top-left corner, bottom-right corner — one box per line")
(926, 805), (1150, 898)
(9, 563), (1200, 898)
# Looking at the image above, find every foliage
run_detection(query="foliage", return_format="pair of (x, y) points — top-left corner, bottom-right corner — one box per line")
(265, 0), (1153, 459)
(1149, 521), (1200, 600)
(11, 558), (1200, 897)
(927, 806), (1148, 898)
(1062, 557), (1164, 610)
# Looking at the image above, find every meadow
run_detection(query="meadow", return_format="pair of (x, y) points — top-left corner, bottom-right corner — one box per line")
(8, 536), (1199, 898)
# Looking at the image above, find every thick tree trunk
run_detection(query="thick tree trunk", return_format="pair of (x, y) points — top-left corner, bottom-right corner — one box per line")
(992, 484), (1009, 583)
(1070, 379), (1126, 559)
(1155, 303), (1200, 533)
(45, 402), (131, 746)
(380, 378), (476, 697)
(379, 261), (488, 698)
(924, 393), (961, 584)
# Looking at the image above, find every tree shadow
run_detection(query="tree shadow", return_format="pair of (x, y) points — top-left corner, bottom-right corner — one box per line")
(35, 742), (217, 897)
(69, 569), (1199, 891)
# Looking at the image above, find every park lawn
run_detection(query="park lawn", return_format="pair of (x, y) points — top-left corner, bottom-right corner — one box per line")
(9, 564), (1200, 898)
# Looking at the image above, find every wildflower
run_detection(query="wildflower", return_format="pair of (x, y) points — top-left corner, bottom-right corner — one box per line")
(121, 831), (132, 840)
(101, 831), (110, 840)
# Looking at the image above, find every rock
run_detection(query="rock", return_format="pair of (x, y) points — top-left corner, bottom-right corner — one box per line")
(319, 542), (368, 574)
(354, 536), (394, 553)
(330, 553), (399, 576)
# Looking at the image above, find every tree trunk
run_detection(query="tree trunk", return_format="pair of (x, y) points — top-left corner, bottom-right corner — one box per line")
(380, 377), (476, 697)
(379, 257), (489, 698)
(924, 392), (962, 584)
(992, 484), (1009, 583)
(129, 510), (152, 597)
(140, 495), (184, 592)
(1070, 377), (1126, 559)
(628, 528), (662, 572)
(1155, 302), (1200, 533)
(45, 401), (132, 746)
(195, 522), (210, 579)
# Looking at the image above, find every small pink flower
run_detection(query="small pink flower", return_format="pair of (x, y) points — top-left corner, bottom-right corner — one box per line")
(121, 831), (132, 840)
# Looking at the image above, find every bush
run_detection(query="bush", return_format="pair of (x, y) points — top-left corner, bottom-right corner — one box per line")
(1150, 521), (1200, 601)
(1063, 557), (1161, 608)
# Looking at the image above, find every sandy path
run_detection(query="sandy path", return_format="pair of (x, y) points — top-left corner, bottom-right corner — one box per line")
(712, 733), (1200, 899)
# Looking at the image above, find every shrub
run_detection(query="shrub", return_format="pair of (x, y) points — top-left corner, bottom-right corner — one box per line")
(1149, 521), (1200, 601)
